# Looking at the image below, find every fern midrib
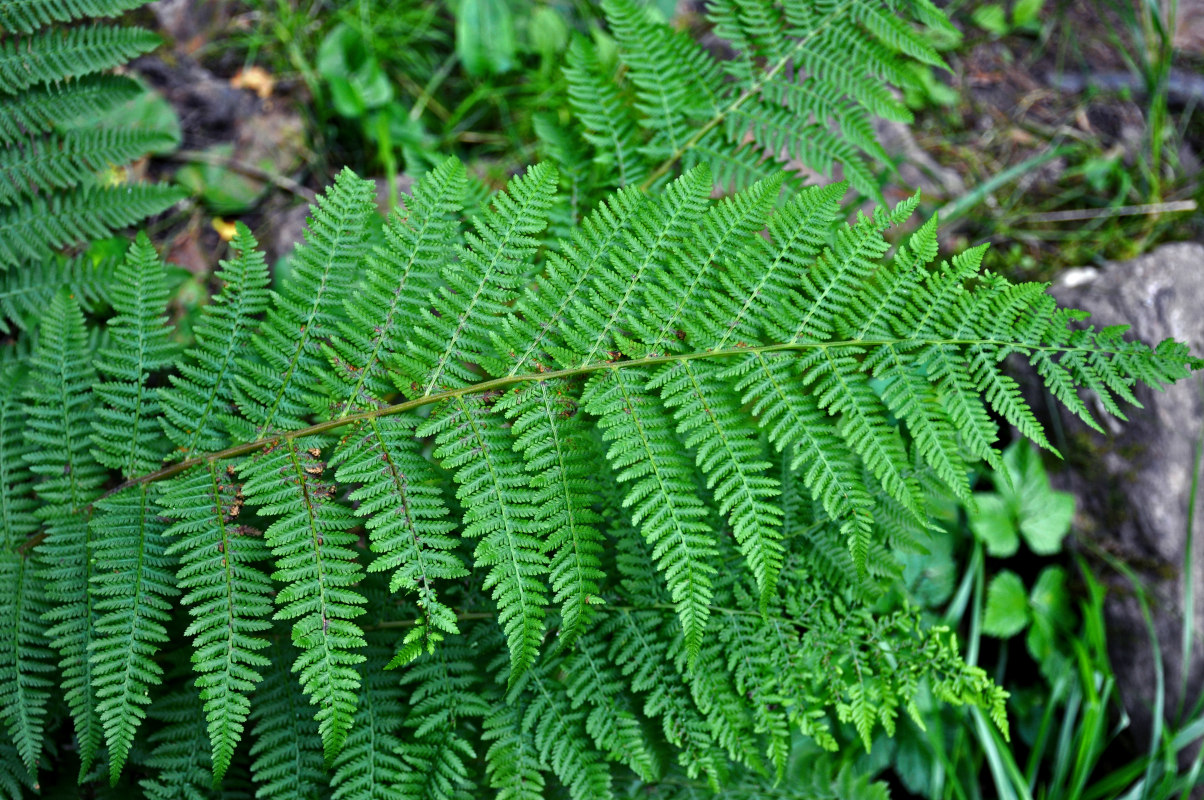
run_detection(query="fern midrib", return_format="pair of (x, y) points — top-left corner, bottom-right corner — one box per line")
(283, 438), (340, 711)
(367, 418), (436, 620)
(456, 395), (535, 660)
(424, 186), (547, 395)
(341, 212), (438, 413)
(179, 267), (261, 456)
(610, 369), (704, 647)
(63, 335), (1130, 518)
(204, 460), (244, 708)
(579, 196), (699, 366)
(534, 381), (590, 615)
(637, 0), (857, 190)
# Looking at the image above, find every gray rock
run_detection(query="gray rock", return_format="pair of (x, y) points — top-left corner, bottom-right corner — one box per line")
(1040, 242), (1204, 750)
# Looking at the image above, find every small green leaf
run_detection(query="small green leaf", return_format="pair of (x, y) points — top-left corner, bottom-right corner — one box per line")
(971, 4), (1009, 35)
(983, 571), (1030, 638)
(1018, 489), (1074, 555)
(1026, 566), (1072, 663)
(968, 492), (1019, 557)
(1012, 0), (1045, 27)
(456, 0), (516, 76)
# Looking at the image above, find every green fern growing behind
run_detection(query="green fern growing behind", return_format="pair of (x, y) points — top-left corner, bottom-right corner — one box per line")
(0, 0), (183, 333)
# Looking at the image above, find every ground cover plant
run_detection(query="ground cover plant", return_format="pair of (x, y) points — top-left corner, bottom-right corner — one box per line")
(1, 0), (1202, 798)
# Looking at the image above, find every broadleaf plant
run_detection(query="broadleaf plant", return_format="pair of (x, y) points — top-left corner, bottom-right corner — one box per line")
(1, 0), (1202, 797)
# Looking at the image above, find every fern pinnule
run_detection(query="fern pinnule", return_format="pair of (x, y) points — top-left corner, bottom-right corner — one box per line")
(562, 36), (647, 189)
(399, 162), (558, 395)
(498, 379), (605, 643)
(232, 168), (376, 440)
(332, 416), (465, 655)
(248, 640), (326, 800)
(0, 26), (160, 94)
(584, 368), (717, 660)
(88, 483), (175, 783)
(239, 437), (367, 761)
(0, 74), (142, 144)
(23, 289), (105, 778)
(0, 184), (185, 271)
(0, 372), (52, 778)
(421, 395), (547, 682)
(0, 0), (149, 33)
(323, 155), (465, 416)
(159, 461), (274, 784)
(159, 223), (271, 458)
(91, 232), (178, 476)
(0, 128), (178, 206)
(651, 359), (784, 609)
(329, 640), (406, 800)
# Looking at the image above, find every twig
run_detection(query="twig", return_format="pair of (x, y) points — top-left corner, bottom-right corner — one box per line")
(167, 149), (317, 202)
(1017, 200), (1197, 223)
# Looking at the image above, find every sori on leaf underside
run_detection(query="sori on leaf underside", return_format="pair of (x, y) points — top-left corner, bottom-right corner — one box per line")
(1, 158), (1200, 799)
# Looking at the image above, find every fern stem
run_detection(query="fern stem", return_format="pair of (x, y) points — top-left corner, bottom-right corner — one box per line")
(12, 335), (1128, 558)
(637, 0), (857, 190)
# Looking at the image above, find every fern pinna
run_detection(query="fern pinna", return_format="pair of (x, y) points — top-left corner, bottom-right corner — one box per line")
(0, 154), (1198, 798)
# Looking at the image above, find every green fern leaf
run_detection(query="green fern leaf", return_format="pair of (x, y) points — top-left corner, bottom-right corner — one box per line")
(232, 168), (376, 439)
(498, 379), (604, 643)
(331, 416), (465, 648)
(323, 156), (465, 415)
(421, 396), (548, 681)
(88, 483), (176, 782)
(22, 289), (106, 778)
(0, 74), (142, 144)
(0, 183), (184, 271)
(248, 640), (326, 800)
(563, 36), (647, 188)
(0, 26), (161, 94)
(0, 251), (121, 335)
(239, 438), (367, 760)
(90, 231), (178, 477)
(159, 460), (274, 784)
(136, 689), (214, 799)
(0, 128), (177, 206)
(330, 640), (406, 800)
(0, 0), (149, 33)
(483, 703), (546, 800)
(651, 359), (784, 608)
(584, 369), (717, 659)
(159, 223), (271, 458)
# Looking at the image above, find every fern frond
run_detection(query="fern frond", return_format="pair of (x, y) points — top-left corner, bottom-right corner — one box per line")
(0, 371), (51, 777)
(159, 461), (273, 784)
(332, 416), (465, 652)
(248, 640), (326, 800)
(88, 483), (176, 782)
(393, 636), (491, 800)
(0, 0), (149, 33)
(399, 163), (558, 394)
(563, 36), (647, 188)
(651, 359), (784, 608)
(0, 183), (184, 271)
(137, 689), (214, 800)
(558, 631), (658, 781)
(91, 231), (177, 477)
(0, 74), (142, 144)
(562, 165), (711, 367)
(323, 156), (465, 415)
(421, 396), (547, 681)
(159, 224), (271, 458)
(584, 369), (716, 660)
(498, 379), (604, 643)
(232, 168), (376, 439)
(23, 289), (106, 778)
(0, 128), (177, 206)
(239, 437), (367, 760)
(484, 703), (546, 800)
(0, 251), (121, 335)
(330, 640), (406, 800)
(0, 26), (161, 95)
